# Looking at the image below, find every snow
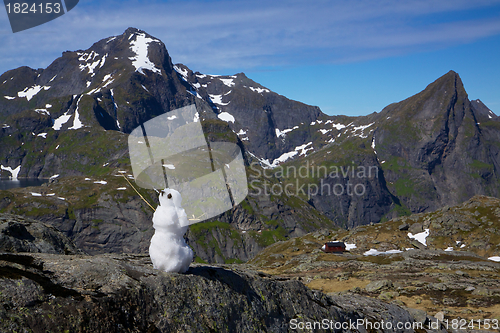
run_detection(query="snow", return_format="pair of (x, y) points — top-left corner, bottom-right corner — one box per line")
(99, 54), (107, 68)
(78, 51), (101, 77)
(444, 247), (454, 252)
(248, 86), (270, 93)
(102, 78), (114, 89)
(102, 74), (112, 82)
(149, 189), (193, 273)
(117, 187), (127, 190)
(319, 129), (331, 134)
(257, 142), (315, 168)
(107, 36), (117, 43)
(129, 33), (162, 75)
(37, 133), (47, 138)
(55, 145), (60, 150)
(4, 96), (15, 100)
(31, 192), (42, 197)
(163, 164), (175, 170)
(352, 122), (375, 138)
(209, 94), (230, 106)
(460, 243), (466, 248)
(53, 112), (71, 130)
(236, 129), (247, 136)
(167, 115), (177, 120)
(345, 243), (357, 250)
(196, 74), (207, 79)
(50, 174), (59, 180)
(193, 112), (200, 123)
(488, 256), (500, 262)
(94, 181), (107, 185)
(187, 89), (202, 99)
(49, 75), (57, 82)
(276, 126), (299, 138)
(218, 112), (235, 123)
(272, 151), (298, 165)
(371, 136), (377, 154)
(219, 78), (235, 87)
(364, 249), (403, 256)
(141, 84), (149, 92)
(1, 164), (21, 179)
(408, 228), (430, 246)
(173, 65), (188, 80)
(68, 96), (84, 130)
(329, 123), (347, 130)
(17, 85), (50, 101)
(2, 124), (10, 128)
(34, 109), (50, 116)
(295, 142), (313, 156)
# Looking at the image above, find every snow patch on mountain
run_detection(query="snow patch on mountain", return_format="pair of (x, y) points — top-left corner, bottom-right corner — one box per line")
(1, 164), (21, 179)
(351, 122), (375, 138)
(220, 78), (235, 87)
(129, 33), (162, 75)
(275, 126), (299, 138)
(295, 142), (313, 156)
(4, 96), (15, 100)
(218, 112), (235, 123)
(34, 109), (50, 116)
(209, 94), (230, 106)
(17, 85), (50, 101)
(173, 65), (188, 80)
(78, 51), (102, 77)
(247, 86), (270, 93)
(53, 112), (72, 130)
(68, 96), (84, 130)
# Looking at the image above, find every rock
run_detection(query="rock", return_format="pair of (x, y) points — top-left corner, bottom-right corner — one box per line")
(0, 253), (441, 333)
(406, 307), (428, 324)
(0, 213), (82, 255)
(409, 223), (423, 234)
(398, 223), (409, 231)
(434, 311), (445, 322)
(365, 279), (393, 292)
(472, 287), (491, 296)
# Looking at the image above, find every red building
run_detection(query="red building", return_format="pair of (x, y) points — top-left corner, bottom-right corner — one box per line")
(321, 241), (346, 253)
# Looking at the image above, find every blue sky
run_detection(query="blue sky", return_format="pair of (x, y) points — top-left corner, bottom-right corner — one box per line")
(1, 0), (499, 116)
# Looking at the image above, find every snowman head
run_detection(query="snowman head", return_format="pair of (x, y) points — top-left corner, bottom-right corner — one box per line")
(159, 188), (182, 208)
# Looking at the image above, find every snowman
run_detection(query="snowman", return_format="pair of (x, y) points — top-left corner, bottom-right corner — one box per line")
(149, 188), (193, 273)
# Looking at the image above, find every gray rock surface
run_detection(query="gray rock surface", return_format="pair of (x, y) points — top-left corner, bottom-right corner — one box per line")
(0, 213), (81, 255)
(0, 252), (448, 332)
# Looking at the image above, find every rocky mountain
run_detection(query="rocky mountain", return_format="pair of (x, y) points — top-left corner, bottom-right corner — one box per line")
(1, 27), (500, 264)
(268, 71), (500, 228)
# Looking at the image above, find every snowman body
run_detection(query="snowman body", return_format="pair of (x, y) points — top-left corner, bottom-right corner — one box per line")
(149, 188), (193, 273)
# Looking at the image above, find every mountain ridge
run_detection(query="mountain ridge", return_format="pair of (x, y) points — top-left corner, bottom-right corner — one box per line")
(1, 28), (500, 263)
